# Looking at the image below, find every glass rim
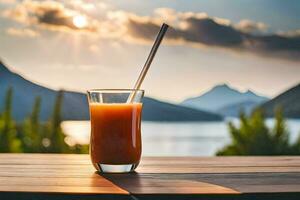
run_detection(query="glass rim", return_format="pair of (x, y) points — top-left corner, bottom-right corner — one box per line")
(87, 89), (144, 93)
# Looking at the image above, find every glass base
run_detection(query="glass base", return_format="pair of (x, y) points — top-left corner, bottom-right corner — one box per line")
(96, 163), (138, 173)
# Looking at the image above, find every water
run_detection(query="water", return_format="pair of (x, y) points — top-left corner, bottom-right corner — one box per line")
(61, 119), (300, 156)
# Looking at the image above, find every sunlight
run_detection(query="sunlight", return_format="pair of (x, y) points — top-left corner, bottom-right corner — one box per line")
(73, 15), (88, 29)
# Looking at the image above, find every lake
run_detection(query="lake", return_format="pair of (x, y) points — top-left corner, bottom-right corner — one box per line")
(62, 119), (300, 156)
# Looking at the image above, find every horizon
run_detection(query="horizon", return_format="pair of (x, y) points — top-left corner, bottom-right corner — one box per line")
(0, 0), (300, 103)
(1, 58), (275, 103)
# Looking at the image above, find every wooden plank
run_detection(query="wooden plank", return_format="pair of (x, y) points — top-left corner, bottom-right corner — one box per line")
(0, 154), (128, 196)
(1, 154), (300, 174)
(0, 154), (299, 200)
(0, 154), (89, 165)
(102, 173), (239, 194)
(0, 173), (128, 194)
(1, 154), (300, 166)
(103, 172), (300, 195)
(0, 193), (131, 200)
(138, 157), (300, 173)
(0, 165), (299, 176)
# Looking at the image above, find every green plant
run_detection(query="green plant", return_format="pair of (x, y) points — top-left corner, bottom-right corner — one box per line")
(21, 96), (42, 152)
(217, 108), (300, 155)
(0, 87), (21, 152)
(0, 88), (88, 154)
(44, 90), (69, 153)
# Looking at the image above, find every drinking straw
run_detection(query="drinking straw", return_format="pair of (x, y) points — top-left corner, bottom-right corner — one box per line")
(127, 23), (169, 103)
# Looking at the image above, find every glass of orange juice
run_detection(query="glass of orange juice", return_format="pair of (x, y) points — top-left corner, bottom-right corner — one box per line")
(87, 89), (144, 173)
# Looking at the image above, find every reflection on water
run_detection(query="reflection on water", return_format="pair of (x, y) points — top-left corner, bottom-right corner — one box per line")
(61, 119), (300, 156)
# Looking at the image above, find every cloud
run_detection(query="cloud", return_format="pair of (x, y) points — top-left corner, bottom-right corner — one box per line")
(6, 27), (39, 37)
(89, 44), (100, 53)
(123, 8), (300, 61)
(0, 0), (15, 4)
(278, 29), (300, 37)
(65, 0), (109, 12)
(2, 2), (299, 61)
(234, 19), (268, 34)
(123, 11), (244, 47)
(2, 0), (99, 33)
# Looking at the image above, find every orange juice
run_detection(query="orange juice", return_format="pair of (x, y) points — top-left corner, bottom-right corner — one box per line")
(89, 103), (142, 168)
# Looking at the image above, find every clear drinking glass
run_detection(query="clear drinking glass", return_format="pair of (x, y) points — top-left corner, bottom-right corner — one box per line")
(87, 89), (144, 173)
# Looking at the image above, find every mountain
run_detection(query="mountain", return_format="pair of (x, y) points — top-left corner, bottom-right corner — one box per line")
(217, 100), (261, 117)
(181, 84), (268, 114)
(0, 60), (222, 122)
(0, 60), (87, 121)
(260, 83), (300, 118)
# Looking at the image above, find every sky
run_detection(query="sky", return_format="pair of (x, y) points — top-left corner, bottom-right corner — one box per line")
(0, 0), (300, 103)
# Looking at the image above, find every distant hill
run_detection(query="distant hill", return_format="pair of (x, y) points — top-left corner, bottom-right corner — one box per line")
(0, 60), (222, 122)
(260, 83), (300, 118)
(181, 84), (268, 115)
(217, 100), (261, 117)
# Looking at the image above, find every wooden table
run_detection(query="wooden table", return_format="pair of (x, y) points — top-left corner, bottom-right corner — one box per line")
(0, 154), (299, 200)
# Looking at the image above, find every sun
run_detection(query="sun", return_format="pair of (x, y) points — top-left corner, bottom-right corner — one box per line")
(73, 15), (88, 29)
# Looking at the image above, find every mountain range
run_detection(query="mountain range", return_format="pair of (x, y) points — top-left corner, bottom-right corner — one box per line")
(1, 60), (299, 120)
(0, 60), (222, 122)
(261, 84), (300, 118)
(181, 84), (269, 116)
